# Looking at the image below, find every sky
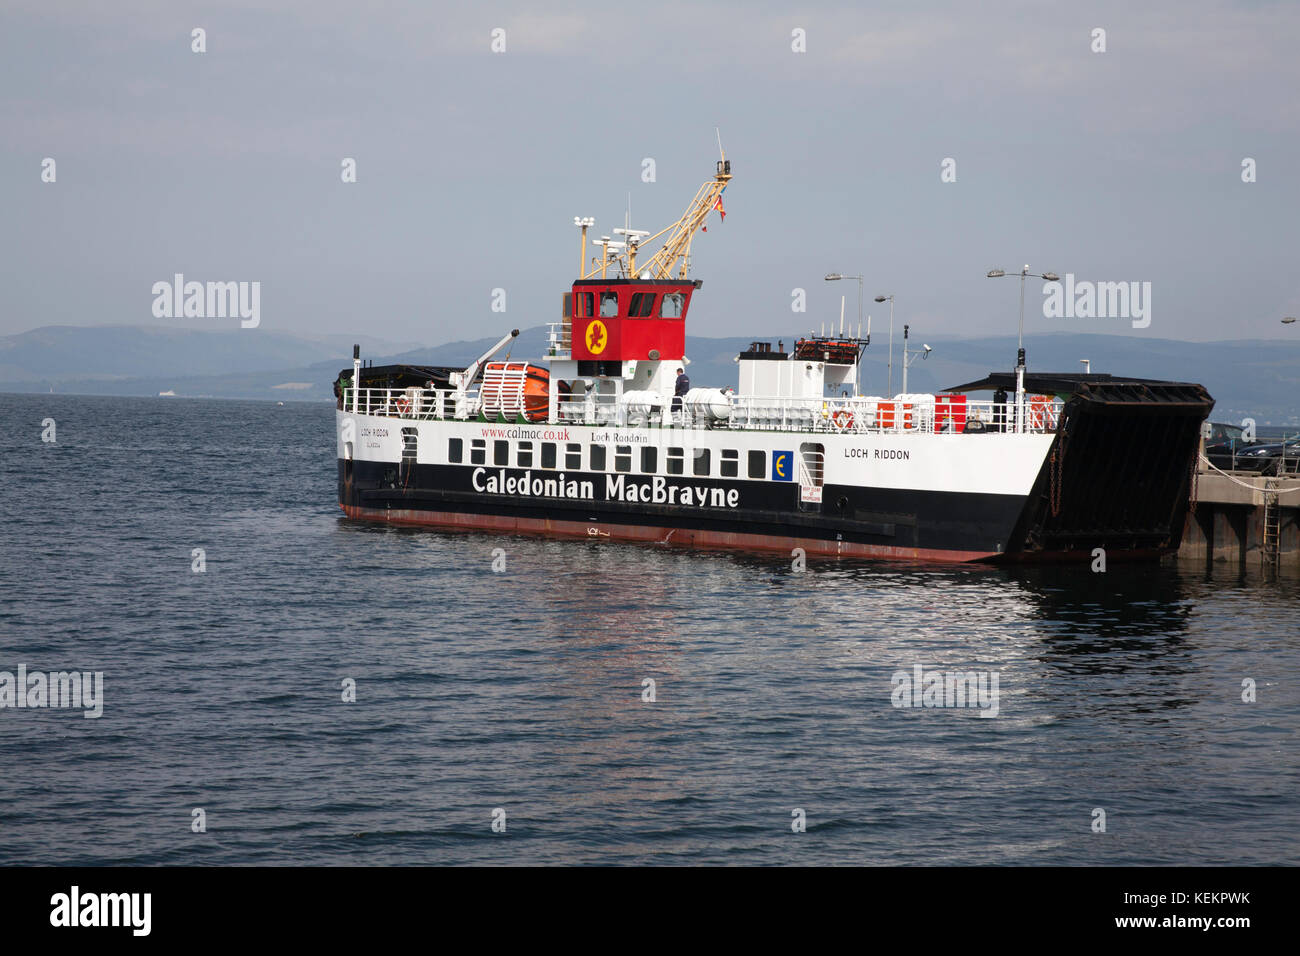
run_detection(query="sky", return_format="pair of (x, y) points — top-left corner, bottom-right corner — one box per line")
(2, 0), (1298, 349)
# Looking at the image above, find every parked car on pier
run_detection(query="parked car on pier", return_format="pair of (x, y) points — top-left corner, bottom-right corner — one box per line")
(1204, 422), (1257, 470)
(1227, 437), (1300, 475)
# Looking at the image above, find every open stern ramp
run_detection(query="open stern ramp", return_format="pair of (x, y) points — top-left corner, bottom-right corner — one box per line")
(960, 375), (1216, 559)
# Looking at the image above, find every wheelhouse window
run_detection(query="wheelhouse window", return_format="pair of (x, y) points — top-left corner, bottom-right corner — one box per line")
(574, 292), (595, 317)
(541, 442), (557, 469)
(565, 443), (582, 470)
(748, 449), (765, 479)
(615, 445), (632, 473)
(590, 445), (607, 471)
(517, 441), (534, 468)
(693, 448), (710, 476)
(720, 449), (738, 478)
(599, 292), (619, 317)
(629, 292), (656, 317)
(641, 447), (657, 473)
(448, 438), (463, 463)
(470, 438), (486, 465)
(661, 292), (685, 318)
(667, 447), (684, 475)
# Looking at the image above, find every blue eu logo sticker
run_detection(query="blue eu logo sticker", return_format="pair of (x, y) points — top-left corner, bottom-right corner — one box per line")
(772, 450), (794, 481)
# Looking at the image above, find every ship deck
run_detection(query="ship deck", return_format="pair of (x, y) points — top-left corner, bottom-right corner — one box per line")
(341, 386), (1061, 437)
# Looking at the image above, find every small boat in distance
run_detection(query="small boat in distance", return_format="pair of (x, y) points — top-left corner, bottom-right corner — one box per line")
(158, 390), (177, 397)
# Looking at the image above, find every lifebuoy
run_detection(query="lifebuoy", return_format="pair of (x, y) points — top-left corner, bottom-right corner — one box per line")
(394, 395), (412, 415)
(831, 409), (854, 430)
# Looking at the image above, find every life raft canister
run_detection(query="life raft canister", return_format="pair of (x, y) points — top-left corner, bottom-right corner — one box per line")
(1027, 394), (1054, 429)
(934, 394), (967, 433)
(481, 362), (551, 422)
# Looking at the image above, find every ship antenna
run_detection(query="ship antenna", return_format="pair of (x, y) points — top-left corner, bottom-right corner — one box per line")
(574, 216), (594, 278)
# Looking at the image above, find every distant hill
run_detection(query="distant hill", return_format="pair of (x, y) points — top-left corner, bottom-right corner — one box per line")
(0, 325), (421, 384)
(2, 324), (1297, 426)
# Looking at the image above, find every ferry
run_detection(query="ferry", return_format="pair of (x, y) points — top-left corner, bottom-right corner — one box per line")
(334, 155), (1214, 563)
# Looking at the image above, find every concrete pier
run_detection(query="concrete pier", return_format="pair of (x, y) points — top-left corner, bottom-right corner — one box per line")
(1180, 471), (1300, 570)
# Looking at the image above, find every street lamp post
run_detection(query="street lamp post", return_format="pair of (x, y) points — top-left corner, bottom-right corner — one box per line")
(873, 294), (895, 395)
(986, 265), (1060, 433)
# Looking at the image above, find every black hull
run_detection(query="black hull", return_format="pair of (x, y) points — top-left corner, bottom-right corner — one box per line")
(342, 459), (1052, 562)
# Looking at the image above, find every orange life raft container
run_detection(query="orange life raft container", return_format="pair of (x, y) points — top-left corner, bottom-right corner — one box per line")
(481, 362), (551, 422)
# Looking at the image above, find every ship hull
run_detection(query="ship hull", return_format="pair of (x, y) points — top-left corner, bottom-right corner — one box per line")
(339, 500), (1000, 561)
(339, 496), (1170, 564)
(335, 412), (1053, 562)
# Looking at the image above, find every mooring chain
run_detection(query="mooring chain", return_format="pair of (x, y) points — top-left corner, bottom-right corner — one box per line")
(1049, 437), (1067, 518)
(1048, 450), (1056, 516)
(1049, 449), (1060, 517)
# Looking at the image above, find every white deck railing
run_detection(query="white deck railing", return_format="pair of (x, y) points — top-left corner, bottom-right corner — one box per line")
(344, 387), (1062, 435)
(346, 387), (469, 419)
(723, 395), (1060, 435)
(545, 321), (572, 357)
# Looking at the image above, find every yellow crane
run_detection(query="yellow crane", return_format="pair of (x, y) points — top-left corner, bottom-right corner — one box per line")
(579, 154), (731, 281)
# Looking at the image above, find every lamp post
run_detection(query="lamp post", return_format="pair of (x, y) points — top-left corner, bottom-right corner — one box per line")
(873, 294), (895, 396)
(900, 324), (931, 394)
(986, 265), (1060, 433)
